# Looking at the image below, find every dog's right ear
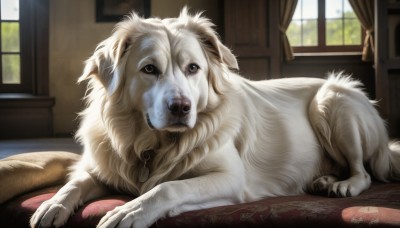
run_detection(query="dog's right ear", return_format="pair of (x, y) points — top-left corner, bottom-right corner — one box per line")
(179, 8), (239, 72)
(78, 36), (130, 95)
(78, 13), (140, 95)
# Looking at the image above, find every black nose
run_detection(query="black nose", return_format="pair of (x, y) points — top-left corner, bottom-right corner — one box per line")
(167, 97), (191, 117)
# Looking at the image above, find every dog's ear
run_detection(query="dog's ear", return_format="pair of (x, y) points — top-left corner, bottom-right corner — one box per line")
(179, 8), (239, 71)
(217, 43), (239, 72)
(78, 14), (139, 94)
(78, 38), (129, 95)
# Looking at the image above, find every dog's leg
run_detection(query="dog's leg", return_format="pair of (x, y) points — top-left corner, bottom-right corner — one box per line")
(312, 115), (371, 197)
(30, 171), (109, 228)
(97, 142), (244, 228)
(97, 175), (242, 228)
(329, 119), (371, 197)
(309, 77), (377, 197)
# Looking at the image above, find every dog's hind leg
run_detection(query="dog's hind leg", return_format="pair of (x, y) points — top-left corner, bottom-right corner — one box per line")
(310, 116), (371, 197)
(309, 76), (374, 197)
(327, 118), (371, 197)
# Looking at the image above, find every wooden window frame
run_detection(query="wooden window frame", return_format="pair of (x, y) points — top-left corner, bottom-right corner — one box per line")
(0, 0), (53, 139)
(0, 0), (49, 95)
(292, 0), (364, 53)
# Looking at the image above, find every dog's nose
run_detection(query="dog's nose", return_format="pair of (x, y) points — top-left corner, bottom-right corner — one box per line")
(167, 97), (191, 116)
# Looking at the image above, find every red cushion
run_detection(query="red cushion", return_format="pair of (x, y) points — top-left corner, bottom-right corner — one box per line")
(1, 183), (400, 227)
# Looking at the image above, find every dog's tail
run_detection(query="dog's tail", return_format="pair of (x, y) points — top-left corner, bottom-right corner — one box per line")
(370, 141), (400, 182)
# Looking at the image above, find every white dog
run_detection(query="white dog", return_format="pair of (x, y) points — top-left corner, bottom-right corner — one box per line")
(31, 9), (400, 228)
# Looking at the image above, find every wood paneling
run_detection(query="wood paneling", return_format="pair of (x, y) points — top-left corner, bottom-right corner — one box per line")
(224, 0), (280, 79)
(225, 0), (268, 52)
(237, 58), (270, 80)
(34, 0), (50, 95)
(375, 0), (400, 138)
(388, 73), (400, 137)
(0, 95), (54, 139)
(281, 55), (375, 99)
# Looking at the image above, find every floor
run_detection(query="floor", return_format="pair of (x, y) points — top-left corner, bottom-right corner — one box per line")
(0, 138), (82, 159)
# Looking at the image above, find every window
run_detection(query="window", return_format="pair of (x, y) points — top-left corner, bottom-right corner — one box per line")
(287, 0), (363, 53)
(1, 0), (20, 84)
(0, 0), (46, 94)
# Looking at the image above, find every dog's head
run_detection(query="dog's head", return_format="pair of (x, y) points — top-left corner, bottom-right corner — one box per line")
(79, 8), (238, 133)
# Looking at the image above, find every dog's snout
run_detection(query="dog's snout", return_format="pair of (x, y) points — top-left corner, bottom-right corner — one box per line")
(168, 97), (191, 116)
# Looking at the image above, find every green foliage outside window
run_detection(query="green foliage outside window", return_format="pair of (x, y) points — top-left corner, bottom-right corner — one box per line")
(288, 11), (361, 47)
(287, 1), (362, 50)
(1, 22), (20, 84)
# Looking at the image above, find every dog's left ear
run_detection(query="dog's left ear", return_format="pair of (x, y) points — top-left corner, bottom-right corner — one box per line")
(209, 37), (239, 72)
(180, 9), (239, 71)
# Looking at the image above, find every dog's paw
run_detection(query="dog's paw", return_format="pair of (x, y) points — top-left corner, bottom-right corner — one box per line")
(328, 174), (371, 197)
(97, 201), (150, 228)
(30, 200), (73, 228)
(311, 175), (337, 193)
(329, 180), (354, 197)
(311, 174), (371, 197)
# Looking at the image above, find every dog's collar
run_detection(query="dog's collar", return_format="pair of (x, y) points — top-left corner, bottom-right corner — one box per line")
(146, 114), (155, 129)
(138, 150), (153, 183)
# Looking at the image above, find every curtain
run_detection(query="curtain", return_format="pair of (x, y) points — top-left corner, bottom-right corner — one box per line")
(349, 0), (375, 62)
(279, 0), (298, 62)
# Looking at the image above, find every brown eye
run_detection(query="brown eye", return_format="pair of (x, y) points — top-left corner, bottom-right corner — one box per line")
(187, 63), (200, 75)
(141, 64), (159, 75)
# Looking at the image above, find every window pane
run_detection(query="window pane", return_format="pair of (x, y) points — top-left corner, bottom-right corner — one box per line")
(344, 0), (356, 18)
(1, 0), (19, 20)
(1, 22), (20, 52)
(287, 21), (302, 46)
(292, 0), (302, 20)
(302, 0), (318, 19)
(344, 19), (361, 45)
(302, 19), (318, 46)
(2, 54), (20, 84)
(326, 19), (343, 45)
(326, 0), (343, 19)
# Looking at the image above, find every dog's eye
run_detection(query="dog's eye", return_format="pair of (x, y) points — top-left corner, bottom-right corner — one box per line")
(187, 63), (200, 75)
(141, 64), (159, 75)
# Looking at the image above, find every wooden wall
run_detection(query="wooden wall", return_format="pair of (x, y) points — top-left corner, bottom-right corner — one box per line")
(224, 0), (280, 80)
(282, 55), (376, 99)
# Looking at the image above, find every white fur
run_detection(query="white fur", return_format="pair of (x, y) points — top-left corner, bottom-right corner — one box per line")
(30, 9), (400, 228)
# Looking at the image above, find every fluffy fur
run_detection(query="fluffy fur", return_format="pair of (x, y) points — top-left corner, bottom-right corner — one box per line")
(31, 9), (400, 228)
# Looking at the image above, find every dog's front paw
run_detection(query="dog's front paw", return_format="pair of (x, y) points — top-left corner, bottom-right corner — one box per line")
(97, 201), (152, 228)
(30, 200), (73, 228)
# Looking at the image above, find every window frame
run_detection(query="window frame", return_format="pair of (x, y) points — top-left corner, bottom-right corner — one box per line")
(291, 0), (364, 54)
(0, 0), (48, 95)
